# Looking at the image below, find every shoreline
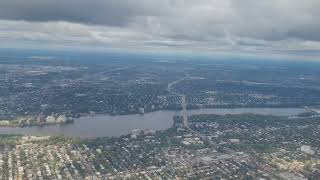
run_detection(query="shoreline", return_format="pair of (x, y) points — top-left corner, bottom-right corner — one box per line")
(0, 107), (308, 130)
(0, 119), (74, 128)
(71, 105), (307, 118)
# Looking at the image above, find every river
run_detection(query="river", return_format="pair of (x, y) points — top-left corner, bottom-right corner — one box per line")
(0, 108), (306, 138)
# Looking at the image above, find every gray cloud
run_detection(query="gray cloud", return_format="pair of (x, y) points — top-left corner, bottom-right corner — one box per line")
(0, 0), (164, 26)
(0, 0), (320, 57)
(229, 0), (320, 41)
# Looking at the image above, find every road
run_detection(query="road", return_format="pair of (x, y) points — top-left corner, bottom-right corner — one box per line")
(167, 76), (189, 128)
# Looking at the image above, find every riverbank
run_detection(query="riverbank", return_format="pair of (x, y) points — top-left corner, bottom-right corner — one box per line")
(0, 115), (73, 127)
(0, 107), (307, 138)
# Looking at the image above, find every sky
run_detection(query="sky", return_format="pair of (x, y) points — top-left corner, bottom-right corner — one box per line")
(0, 0), (320, 59)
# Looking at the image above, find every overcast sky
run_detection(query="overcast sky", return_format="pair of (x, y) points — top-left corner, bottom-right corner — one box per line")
(0, 0), (320, 58)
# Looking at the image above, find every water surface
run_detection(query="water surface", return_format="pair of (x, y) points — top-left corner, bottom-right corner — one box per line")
(0, 108), (306, 137)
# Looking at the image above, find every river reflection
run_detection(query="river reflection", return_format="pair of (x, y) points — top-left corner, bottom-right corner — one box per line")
(0, 108), (306, 138)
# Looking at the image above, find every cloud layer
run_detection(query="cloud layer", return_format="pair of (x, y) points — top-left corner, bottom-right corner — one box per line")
(0, 0), (320, 57)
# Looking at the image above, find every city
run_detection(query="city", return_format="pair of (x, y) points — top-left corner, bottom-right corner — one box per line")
(0, 112), (320, 179)
(1, 50), (320, 120)
(1, 0), (320, 179)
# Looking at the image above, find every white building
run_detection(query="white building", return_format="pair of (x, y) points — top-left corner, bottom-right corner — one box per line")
(230, 139), (240, 143)
(301, 145), (314, 154)
(46, 116), (56, 124)
(139, 108), (145, 114)
(131, 129), (142, 139)
(0, 120), (10, 126)
(56, 115), (67, 123)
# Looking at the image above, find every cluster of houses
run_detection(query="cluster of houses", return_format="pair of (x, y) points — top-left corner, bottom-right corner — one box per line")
(38, 114), (67, 124)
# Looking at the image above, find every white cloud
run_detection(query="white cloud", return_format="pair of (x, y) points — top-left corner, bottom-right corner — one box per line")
(0, 0), (319, 58)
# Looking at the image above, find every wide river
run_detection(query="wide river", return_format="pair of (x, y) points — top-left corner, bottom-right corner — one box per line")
(0, 108), (306, 138)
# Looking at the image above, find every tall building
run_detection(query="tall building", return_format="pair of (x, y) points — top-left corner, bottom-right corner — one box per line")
(56, 115), (67, 123)
(36, 113), (45, 124)
(46, 115), (56, 124)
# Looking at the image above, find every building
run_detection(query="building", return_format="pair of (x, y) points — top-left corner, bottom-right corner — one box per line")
(139, 108), (145, 114)
(230, 139), (240, 143)
(0, 120), (10, 126)
(131, 129), (142, 139)
(46, 115), (56, 124)
(37, 113), (45, 124)
(56, 115), (67, 123)
(300, 145), (314, 154)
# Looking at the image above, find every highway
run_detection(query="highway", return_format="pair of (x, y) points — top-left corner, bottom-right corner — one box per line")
(167, 76), (189, 128)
